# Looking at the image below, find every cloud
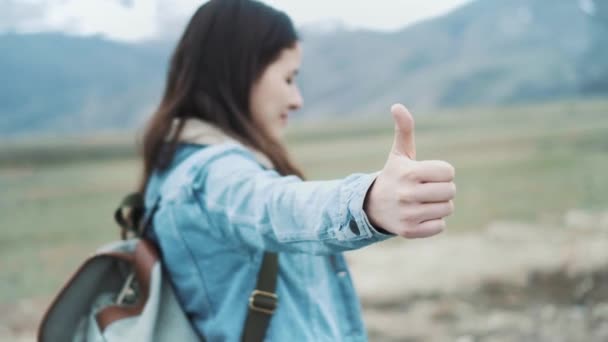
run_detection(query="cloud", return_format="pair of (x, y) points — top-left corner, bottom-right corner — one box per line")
(153, 0), (201, 40)
(118, 0), (135, 8)
(579, 0), (596, 15)
(0, 0), (50, 31)
(0, 0), (474, 42)
(0, 0), (189, 41)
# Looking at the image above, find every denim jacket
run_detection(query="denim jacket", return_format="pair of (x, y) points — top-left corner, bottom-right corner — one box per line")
(144, 121), (393, 341)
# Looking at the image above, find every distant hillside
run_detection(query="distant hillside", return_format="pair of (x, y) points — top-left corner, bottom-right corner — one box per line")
(1, 0), (606, 136)
(298, 0), (603, 116)
(0, 34), (170, 135)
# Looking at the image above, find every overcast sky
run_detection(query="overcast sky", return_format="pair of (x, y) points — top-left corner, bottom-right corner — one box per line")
(3, 0), (472, 42)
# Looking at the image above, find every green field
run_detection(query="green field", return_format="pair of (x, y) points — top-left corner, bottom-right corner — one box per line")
(1, 100), (608, 304)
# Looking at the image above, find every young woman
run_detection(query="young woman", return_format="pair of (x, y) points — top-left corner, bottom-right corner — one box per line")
(140, 0), (456, 340)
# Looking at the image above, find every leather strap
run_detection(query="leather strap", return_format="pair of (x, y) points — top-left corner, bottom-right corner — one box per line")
(96, 241), (158, 331)
(242, 252), (279, 342)
(115, 193), (279, 342)
(114, 192), (145, 239)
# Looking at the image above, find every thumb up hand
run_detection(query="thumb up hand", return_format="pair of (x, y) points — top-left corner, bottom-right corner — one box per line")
(364, 104), (456, 238)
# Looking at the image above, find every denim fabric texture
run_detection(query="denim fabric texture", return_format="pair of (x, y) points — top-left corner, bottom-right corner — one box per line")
(144, 142), (393, 341)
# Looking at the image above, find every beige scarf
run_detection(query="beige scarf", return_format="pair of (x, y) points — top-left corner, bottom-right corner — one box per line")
(169, 118), (274, 169)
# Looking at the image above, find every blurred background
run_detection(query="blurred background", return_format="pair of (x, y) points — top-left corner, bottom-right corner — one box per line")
(1, 0), (608, 341)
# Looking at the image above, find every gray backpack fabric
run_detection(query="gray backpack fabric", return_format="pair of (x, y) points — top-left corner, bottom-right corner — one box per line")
(38, 147), (279, 341)
(37, 238), (201, 342)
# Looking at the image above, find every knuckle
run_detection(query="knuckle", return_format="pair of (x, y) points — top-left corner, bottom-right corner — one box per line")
(397, 188), (415, 203)
(397, 224), (415, 238)
(402, 166), (420, 182)
(402, 212), (419, 224)
(398, 229), (410, 238)
(401, 227), (419, 239)
(402, 231), (416, 239)
(408, 206), (424, 222)
(399, 207), (415, 222)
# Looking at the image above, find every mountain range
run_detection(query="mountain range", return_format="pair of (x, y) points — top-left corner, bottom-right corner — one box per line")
(1, 0), (606, 136)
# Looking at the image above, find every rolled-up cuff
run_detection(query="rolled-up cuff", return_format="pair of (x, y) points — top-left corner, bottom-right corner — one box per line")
(345, 172), (395, 243)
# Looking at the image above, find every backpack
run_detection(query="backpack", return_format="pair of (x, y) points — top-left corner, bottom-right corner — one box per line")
(38, 183), (279, 341)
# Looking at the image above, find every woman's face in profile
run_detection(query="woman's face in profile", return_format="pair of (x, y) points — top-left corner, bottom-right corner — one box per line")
(250, 42), (303, 142)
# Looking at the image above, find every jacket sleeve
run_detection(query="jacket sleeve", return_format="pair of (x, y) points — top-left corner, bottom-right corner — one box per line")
(192, 149), (394, 255)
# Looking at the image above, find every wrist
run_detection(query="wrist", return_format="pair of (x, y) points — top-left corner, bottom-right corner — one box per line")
(363, 177), (383, 230)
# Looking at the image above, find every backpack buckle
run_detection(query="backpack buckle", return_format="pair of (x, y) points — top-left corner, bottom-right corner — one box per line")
(248, 290), (278, 315)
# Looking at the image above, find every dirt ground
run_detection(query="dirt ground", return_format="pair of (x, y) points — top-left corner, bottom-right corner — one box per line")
(350, 210), (608, 341)
(2, 210), (608, 341)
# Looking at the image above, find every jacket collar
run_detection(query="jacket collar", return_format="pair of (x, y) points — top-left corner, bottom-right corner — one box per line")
(170, 118), (275, 169)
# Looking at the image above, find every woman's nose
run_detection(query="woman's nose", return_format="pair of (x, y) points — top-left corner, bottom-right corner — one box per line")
(289, 87), (303, 110)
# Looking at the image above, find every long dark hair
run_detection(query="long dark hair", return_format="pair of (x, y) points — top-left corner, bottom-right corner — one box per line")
(139, 0), (304, 193)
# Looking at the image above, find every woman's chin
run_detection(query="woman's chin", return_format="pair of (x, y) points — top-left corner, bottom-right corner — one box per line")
(269, 127), (287, 142)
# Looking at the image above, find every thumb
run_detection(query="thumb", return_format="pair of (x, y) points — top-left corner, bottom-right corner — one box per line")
(390, 103), (416, 160)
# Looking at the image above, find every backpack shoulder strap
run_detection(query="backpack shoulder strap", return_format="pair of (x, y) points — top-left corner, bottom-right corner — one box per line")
(114, 145), (279, 342)
(114, 192), (145, 239)
(242, 252), (278, 342)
